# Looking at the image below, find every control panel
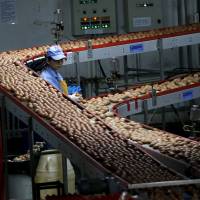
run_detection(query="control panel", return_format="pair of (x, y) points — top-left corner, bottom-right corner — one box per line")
(124, 0), (163, 32)
(71, 0), (117, 35)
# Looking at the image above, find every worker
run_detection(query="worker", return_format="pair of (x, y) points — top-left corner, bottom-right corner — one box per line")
(39, 45), (81, 150)
(40, 45), (81, 101)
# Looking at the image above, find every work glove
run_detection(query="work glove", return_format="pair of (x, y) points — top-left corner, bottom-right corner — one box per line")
(68, 93), (82, 103)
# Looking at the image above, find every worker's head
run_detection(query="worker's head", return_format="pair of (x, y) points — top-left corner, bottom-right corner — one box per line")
(46, 45), (66, 70)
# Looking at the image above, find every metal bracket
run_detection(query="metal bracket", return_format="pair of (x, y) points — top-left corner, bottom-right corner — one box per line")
(74, 52), (79, 64)
(151, 86), (157, 107)
(74, 52), (81, 85)
(157, 38), (162, 50)
(128, 179), (200, 190)
(157, 38), (164, 80)
(143, 100), (148, 124)
(87, 39), (93, 59)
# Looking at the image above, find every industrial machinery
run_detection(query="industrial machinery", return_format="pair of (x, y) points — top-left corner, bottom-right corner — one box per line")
(184, 105), (200, 136)
(105, 58), (121, 91)
(124, 0), (163, 32)
(71, 0), (117, 35)
(190, 105), (200, 125)
(51, 9), (64, 43)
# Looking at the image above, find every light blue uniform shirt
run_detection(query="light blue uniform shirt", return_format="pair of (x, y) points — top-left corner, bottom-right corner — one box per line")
(40, 66), (63, 91)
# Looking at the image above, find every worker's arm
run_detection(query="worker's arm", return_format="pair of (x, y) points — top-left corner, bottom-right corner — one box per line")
(68, 85), (82, 102)
(41, 73), (61, 91)
(68, 93), (82, 102)
(60, 80), (68, 95)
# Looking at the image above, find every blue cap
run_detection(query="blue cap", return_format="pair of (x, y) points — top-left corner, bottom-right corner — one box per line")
(47, 45), (66, 60)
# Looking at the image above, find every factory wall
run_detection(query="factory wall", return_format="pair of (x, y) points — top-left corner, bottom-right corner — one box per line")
(0, 0), (62, 51)
(0, 0), (199, 85)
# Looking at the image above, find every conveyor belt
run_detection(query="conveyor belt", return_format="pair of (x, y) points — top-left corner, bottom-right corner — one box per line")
(0, 83), (185, 187)
(128, 139), (197, 178)
(24, 24), (200, 65)
(0, 87), (127, 188)
(82, 72), (200, 177)
(1, 23), (200, 190)
(1, 99), (127, 191)
(113, 82), (200, 117)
